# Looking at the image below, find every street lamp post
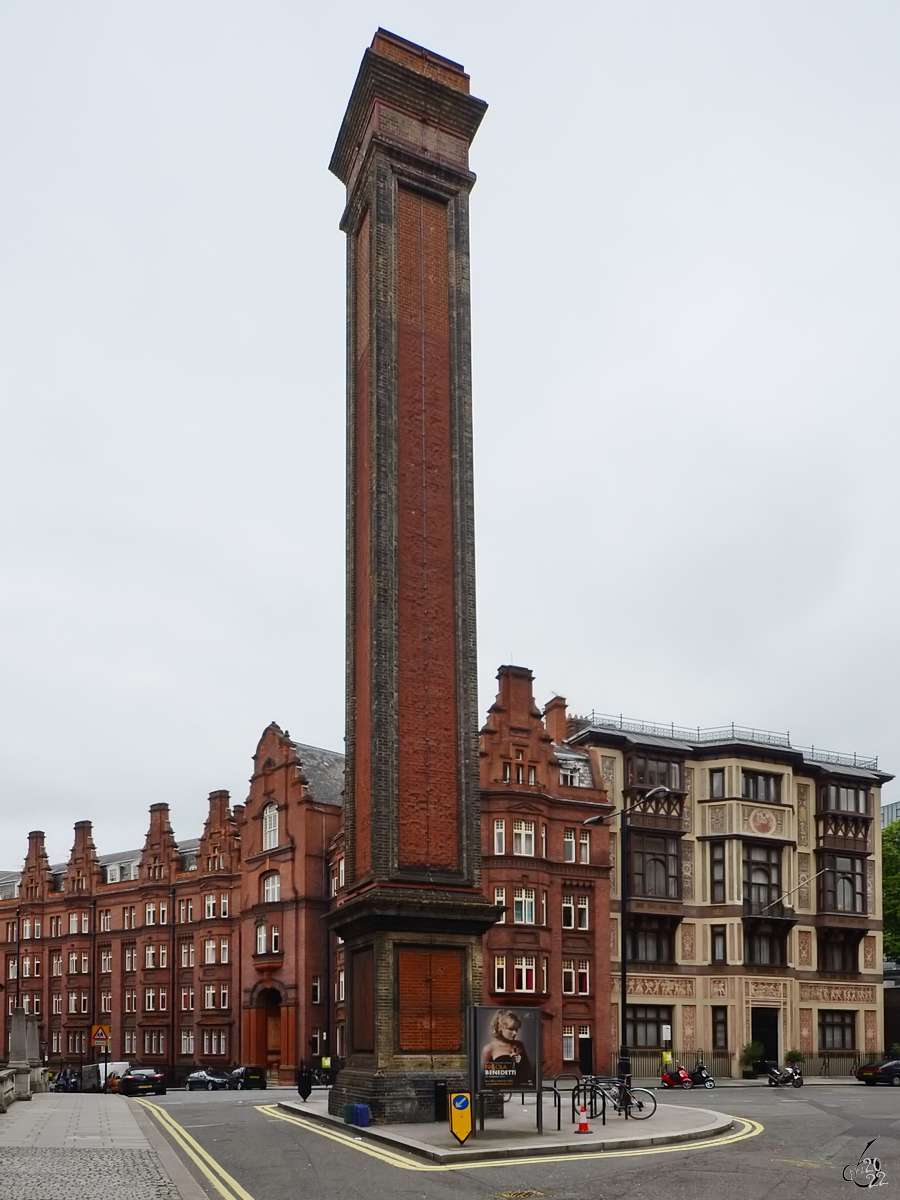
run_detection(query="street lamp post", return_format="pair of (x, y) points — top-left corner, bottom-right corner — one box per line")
(585, 785), (672, 1084)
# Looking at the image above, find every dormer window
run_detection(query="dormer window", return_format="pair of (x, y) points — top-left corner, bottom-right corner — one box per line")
(262, 804), (279, 851)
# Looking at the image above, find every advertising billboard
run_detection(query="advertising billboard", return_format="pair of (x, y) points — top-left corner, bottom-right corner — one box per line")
(472, 1006), (541, 1092)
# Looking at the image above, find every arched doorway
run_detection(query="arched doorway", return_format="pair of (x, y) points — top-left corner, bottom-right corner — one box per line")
(258, 986), (281, 1075)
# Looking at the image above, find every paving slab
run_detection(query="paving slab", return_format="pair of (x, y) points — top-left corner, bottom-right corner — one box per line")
(0, 1094), (196, 1200)
(278, 1089), (734, 1164)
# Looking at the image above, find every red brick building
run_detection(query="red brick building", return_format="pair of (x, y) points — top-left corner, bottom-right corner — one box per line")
(0, 725), (342, 1083)
(2, 675), (614, 1083)
(479, 666), (613, 1077)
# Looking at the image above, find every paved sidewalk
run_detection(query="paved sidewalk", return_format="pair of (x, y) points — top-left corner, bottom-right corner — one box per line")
(0, 1093), (200, 1200)
(279, 1089), (735, 1163)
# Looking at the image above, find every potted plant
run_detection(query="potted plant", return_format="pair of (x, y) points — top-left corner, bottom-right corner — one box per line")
(741, 1041), (765, 1080)
(785, 1048), (804, 1066)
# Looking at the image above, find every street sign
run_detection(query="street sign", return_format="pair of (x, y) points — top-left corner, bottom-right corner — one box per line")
(661, 1024), (672, 1042)
(91, 1025), (111, 1049)
(448, 1091), (472, 1145)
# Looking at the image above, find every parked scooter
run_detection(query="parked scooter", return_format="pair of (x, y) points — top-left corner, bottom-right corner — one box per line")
(689, 1062), (716, 1089)
(661, 1063), (694, 1089)
(767, 1063), (804, 1088)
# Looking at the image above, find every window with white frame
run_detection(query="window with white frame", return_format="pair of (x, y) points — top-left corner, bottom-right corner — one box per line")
(123, 906), (136, 929)
(79, 911), (88, 931)
(541, 824), (547, 857)
(22, 918), (31, 939)
(52, 1031), (61, 1053)
(312, 975), (322, 1004)
(577, 960), (590, 994)
(180, 941), (194, 968)
(494, 954), (507, 992)
(181, 986), (194, 1011)
(256, 925), (266, 955)
(144, 987), (156, 1011)
(220, 938), (229, 963)
(159, 944), (167, 969)
(80, 951), (89, 973)
(80, 992), (88, 1013)
(220, 893), (229, 918)
(124, 988), (136, 1012)
(22, 956), (30, 978)
(338, 968), (345, 1001)
(68, 913), (78, 934)
(204, 984), (216, 1009)
(145, 903), (156, 926)
(68, 952), (77, 974)
(101, 990), (112, 1013)
(68, 991), (78, 1013)
(494, 886), (506, 921)
(181, 1030), (194, 1055)
(33, 919), (40, 938)
(563, 829), (576, 862)
(513, 887), (535, 924)
(124, 945), (136, 971)
(263, 872), (281, 903)
(143, 1030), (165, 1054)
(220, 984), (228, 1009)
(100, 947), (112, 973)
(145, 944), (156, 969)
(580, 831), (590, 864)
(262, 803), (279, 850)
(513, 955), (536, 992)
(561, 894), (574, 928)
(203, 1029), (227, 1055)
(311, 1028), (320, 1055)
(562, 959), (575, 993)
(204, 895), (216, 919)
(204, 939), (216, 964)
(270, 927), (279, 952)
(159, 901), (168, 924)
(541, 891), (547, 925)
(52, 993), (61, 1015)
(99, 910), (111, 932)
(51, 953), (62, 975)
(159, 986), (168, 1010)
(577, 895), (589, 929)
(124, 1030), (137, 1054)
(512, 820), (535, 856)
(542, 956), (548, 993)
(493, 819), (505, 855)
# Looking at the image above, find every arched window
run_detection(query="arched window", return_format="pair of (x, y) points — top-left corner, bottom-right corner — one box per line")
(262, 872), (280, 903)
(262, 804), (278, 850)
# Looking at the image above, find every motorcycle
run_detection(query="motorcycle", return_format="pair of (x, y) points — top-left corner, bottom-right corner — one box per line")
(689, 1062), (716, 1089)
(767, 1064), (804, 1088)
(661, 1063), (694, 1089)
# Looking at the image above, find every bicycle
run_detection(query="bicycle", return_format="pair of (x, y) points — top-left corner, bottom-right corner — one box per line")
(593, 1077), (657, 1119)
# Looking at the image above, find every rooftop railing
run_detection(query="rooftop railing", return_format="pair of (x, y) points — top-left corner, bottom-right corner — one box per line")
(569, 712), (878, 771)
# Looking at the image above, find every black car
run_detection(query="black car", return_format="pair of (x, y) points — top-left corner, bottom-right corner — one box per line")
(186, 1068), (231, 1091)
(227, 1066), (267, 1090)
(856, 1060), (900, 1086)
(118, 1067), (167, 1096)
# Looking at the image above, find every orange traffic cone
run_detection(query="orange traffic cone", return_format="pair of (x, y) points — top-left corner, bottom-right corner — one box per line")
(574, 1104), (592, 1134)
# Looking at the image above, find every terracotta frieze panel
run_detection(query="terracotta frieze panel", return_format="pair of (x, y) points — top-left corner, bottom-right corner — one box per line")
(680, 923), (695, 961)
(709, 978), (728, 999)
(797, 929), (812, 968)
(745, 979), (785, 999)
(799, 1008), (812, 1052)
(799, 983), (876, 1004)
(865, 1010), (877, 1052)
(629, 975), (695, 998)
(681, 840), (694, 901)
(741, 806), (784, 837)
(682, 1004), (696, 1051)
(708, 805), (726, 835)
(798, 853), (811, 910)
(683, 768), (693, 832)
(797, 783), (809, 847)
(864, 936), (877, 970)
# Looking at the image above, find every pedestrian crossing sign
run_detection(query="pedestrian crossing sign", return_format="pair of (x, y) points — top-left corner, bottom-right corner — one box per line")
(91, 1025), (111, 1049)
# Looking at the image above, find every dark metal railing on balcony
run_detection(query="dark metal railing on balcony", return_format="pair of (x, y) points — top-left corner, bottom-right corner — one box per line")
(742, 899), (795, 919)
(569, 712), (877, 770)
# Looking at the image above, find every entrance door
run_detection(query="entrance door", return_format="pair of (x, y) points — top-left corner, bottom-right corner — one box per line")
(751, 1007), (779, 1063)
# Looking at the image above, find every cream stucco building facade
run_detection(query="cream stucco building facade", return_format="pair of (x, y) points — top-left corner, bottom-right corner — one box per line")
(568, 716), (890, 1077)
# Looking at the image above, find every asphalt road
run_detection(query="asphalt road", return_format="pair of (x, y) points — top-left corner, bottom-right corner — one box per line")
(145, 1084), (900, 1200)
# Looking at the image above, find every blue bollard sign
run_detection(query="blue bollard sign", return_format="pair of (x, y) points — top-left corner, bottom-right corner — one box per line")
(448, 1091), (473, 1145)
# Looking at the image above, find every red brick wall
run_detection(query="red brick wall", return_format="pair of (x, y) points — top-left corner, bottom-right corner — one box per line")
(395, 186), (458, 872)
(353, 211), (372, 879)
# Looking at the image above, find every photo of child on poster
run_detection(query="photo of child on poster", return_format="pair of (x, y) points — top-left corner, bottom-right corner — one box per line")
(477, 1007), (539, 1090)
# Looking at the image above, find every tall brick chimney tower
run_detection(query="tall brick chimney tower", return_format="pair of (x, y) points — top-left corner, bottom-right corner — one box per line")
(327, 30), (498, 1123)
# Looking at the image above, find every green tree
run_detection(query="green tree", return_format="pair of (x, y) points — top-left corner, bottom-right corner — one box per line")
(882, 821), (900, 962)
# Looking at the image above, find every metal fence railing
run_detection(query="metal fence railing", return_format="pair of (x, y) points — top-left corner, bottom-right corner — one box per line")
(628, 1049), (733, 1079)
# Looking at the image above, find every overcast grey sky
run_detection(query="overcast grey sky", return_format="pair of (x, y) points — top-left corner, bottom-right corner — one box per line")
(2, 2), (898, 867)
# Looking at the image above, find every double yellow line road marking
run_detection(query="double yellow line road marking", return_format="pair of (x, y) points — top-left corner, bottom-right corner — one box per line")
(135, 1096), (764, 1194)
(135, 1098), (255, 1200)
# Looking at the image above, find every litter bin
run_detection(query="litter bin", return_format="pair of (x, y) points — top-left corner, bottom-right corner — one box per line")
(434, 1080), (448, 1121)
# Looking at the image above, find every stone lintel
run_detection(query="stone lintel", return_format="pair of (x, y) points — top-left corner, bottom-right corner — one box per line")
(324, 887), (501, 941)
